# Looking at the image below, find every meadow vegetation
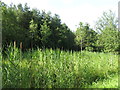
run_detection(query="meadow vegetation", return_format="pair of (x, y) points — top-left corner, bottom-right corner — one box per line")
(1, 1), (119, 88)
(2, 46), (118, 88)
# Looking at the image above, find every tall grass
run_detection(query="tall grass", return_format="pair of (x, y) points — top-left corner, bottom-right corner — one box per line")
(2, 45), (118, 88)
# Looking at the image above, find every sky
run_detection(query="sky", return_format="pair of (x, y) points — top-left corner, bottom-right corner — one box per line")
(2, 0), (119, 31)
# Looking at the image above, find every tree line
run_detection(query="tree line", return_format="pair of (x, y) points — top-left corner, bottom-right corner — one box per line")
(1, 1), (120, 53)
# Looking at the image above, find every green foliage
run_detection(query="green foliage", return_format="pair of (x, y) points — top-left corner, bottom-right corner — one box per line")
(85, 74), (118, 88)
(40, 20), (51, 47)
(2, 1), (119, 53)
(95, 10), (117, 33)
(97, 26), (119, 52)
(2, 2), (75, 50)
(75, 22), (97, 51)
(95, 10), (119, 53)
(2, 46), (118, 88)
(1, 1), (119, 89)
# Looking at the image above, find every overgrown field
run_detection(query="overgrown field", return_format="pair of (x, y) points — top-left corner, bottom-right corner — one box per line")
(2, 46), (118, 88)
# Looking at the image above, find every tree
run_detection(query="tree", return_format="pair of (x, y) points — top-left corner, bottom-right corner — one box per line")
(29, 19), (38, 48)
(75, 22), (97, 51)
(95, 10), (117, 33)
(95, 10), (119, 52)
(40, 20), (52, 48)
(2, 2), (18, 46)
(1, 2), (78, 51)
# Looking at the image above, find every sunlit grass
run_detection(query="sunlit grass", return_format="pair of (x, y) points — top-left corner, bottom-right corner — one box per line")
(85, 74), (118, 88)
(2, 46), (118, 88)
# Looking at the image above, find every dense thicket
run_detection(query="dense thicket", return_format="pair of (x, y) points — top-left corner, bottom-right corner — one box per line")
(2, 2), (75, 50)
(1, 1), (120, 53)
